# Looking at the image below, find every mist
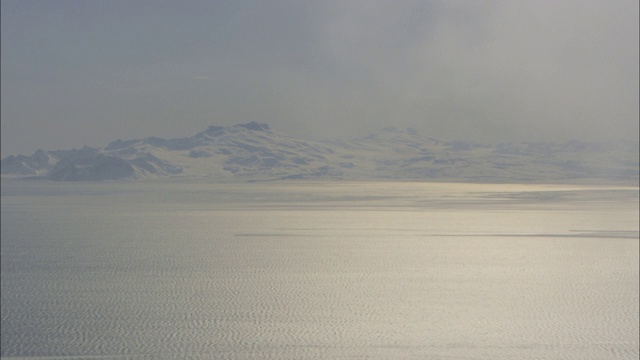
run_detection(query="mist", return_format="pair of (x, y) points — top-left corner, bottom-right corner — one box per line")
(2, 0), (638, 156)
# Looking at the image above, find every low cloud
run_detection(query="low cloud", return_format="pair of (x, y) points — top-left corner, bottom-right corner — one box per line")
(1, 0), (638, 155)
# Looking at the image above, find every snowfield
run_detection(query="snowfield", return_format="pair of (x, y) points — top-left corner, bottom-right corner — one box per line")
(1, 122), (638, 183)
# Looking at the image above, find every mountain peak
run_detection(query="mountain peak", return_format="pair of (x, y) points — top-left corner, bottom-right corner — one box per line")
(200, 122), (270, 137)
(1, 121), (637, 183)
(202, 125), (224, 136)
(380, 127), (418, 135)
(237, 122), (270, 132)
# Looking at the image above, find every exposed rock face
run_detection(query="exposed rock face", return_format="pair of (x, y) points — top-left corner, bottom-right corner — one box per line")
(1, 122), (638, 183)
(48, 154), (135, 181)
(128, 153), (182, 175)
(1, 156), (39, 175)
(0, 149), (58, 175)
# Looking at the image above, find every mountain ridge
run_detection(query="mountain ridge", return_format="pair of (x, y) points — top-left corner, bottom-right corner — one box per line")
(2, 122), (638, 183)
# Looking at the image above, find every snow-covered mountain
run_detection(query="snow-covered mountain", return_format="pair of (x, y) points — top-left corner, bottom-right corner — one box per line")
(1, 122), (638, 183)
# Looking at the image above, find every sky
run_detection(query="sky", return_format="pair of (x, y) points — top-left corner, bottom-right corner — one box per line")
(1, 0), (638, 156)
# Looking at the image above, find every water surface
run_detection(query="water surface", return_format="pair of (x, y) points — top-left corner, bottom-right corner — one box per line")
(2, 180), (638, 359)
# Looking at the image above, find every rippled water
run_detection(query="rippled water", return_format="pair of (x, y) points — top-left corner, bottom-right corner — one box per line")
(1, 180), (638, 359)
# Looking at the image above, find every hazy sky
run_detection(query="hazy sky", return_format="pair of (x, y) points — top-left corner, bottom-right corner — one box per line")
(2, 0), (638, 156)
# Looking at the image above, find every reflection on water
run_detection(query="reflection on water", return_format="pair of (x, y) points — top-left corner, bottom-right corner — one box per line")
(1, 180), (638, 359)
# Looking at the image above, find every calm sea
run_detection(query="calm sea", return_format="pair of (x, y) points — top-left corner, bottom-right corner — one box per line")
(1, 180), (638, 359)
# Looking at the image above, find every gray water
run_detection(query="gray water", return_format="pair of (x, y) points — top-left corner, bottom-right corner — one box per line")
(1, 180), (638, 359)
